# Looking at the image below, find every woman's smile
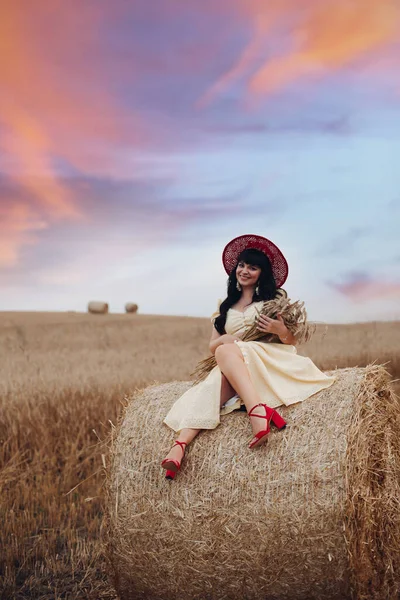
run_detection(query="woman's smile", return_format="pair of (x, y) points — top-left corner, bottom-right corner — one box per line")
(236, 261), (261, 286)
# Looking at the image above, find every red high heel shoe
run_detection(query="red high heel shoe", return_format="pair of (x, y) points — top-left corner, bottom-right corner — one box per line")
(269, 407), (287, 430)
(248, 404), (286, 449)
(161, 441), (187, 474)
(165, 470), (176, 480)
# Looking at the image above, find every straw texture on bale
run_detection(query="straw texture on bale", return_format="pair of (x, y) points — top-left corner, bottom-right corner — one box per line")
(87, 301), (109, 314)
(106, 365), (400, 600)
(125, 303), (138, 314)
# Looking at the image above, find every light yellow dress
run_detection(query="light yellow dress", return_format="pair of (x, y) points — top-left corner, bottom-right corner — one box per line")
(163, 300), (335, 433)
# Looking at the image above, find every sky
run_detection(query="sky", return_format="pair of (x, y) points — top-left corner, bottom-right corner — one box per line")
(1, 0), (399, 323)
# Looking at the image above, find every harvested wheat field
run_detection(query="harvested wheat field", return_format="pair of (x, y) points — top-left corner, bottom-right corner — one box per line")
(0, 311), (399, 599)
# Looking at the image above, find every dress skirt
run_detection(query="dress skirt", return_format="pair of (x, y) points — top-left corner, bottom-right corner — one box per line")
(163, 340), (335, 433)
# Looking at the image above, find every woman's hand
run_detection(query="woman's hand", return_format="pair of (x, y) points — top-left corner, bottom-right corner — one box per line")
(209, 332), (240, 354)
(257, 313), (289, 338)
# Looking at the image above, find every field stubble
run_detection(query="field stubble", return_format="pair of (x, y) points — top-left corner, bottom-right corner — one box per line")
(0, 311), (399, 599)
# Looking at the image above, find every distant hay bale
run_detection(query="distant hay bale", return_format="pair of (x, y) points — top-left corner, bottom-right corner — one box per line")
(87, 301), (109, 314)
(106, 365), (400, 600)
(124, 303), (138, 314)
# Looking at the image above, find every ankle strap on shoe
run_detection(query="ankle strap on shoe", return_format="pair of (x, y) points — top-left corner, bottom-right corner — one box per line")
(173, 441), (187, 451)
(248, 403), (270, 419)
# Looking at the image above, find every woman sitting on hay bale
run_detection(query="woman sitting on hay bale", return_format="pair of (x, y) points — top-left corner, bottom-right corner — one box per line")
(162, 234), (336, 479)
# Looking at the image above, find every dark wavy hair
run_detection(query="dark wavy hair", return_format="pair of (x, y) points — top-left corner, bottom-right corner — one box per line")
(214, 248), (277, 335)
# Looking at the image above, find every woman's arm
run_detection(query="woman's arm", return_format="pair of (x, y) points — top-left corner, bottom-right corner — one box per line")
(209, 326), (239, 354)
(278, 329), (297, 345)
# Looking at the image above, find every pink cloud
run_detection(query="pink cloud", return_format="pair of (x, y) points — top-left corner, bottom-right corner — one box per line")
(200, 0), (400, 105)
(0, 202), (48, 268)
(0, 1), (150, 265)
(332, 272), (400, 302)
(0, 2), (155, 201)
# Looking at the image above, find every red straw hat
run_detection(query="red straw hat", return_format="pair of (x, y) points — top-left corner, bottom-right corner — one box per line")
(222, 234), (289, 288)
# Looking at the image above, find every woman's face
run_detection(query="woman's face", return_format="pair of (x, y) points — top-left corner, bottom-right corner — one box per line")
(236, 260), (261, 289)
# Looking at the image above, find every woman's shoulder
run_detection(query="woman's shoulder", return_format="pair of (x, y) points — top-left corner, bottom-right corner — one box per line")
(210, 299), (223, 323)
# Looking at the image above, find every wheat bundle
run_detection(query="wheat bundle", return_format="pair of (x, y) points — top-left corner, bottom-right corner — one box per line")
(87, 301), (109, 314)
(192, 296), (315, 384)
(125, 302), (138, 314)
(106, 365), (400, 600)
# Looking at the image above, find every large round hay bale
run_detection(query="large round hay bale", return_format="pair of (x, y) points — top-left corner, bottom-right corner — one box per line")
(125, 302), (138, 314)
(106, 366), (400, 600)
(87, 301), (109, 314)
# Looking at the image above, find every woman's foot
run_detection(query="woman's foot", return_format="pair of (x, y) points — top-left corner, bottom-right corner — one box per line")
(247, 404), (287, 448)
(248, 404), (272, 448)
(161, 440), (187, 473)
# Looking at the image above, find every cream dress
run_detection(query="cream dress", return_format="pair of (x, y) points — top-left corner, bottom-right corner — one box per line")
(163, 300), (335, 433)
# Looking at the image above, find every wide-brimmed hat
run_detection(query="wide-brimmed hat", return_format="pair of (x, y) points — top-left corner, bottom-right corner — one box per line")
(222, 234), (288, 288)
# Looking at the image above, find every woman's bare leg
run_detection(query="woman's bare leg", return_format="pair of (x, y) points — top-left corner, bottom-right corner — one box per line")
(162, 427), (200, 465)
(220, 373), (236, 407)
(215, 344), (267, 443)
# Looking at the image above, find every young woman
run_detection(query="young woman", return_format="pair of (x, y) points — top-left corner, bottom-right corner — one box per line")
(161, 234), (335, 479)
